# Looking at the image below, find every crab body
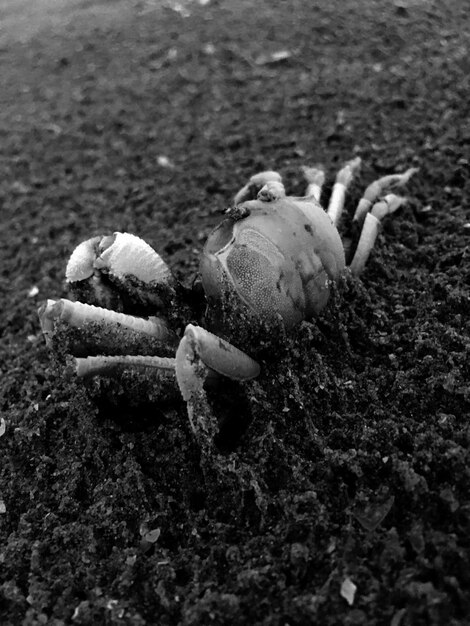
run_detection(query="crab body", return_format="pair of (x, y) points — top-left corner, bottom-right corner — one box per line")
(201, 196), (345, 327)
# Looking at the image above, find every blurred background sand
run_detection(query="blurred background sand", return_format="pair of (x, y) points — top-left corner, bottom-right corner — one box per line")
(0, 0), (141, 45)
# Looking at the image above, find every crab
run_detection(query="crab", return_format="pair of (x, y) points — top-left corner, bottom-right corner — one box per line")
(39, 158), (417, 448)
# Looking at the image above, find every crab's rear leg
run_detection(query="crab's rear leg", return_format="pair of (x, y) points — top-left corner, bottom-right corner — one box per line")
(326, 157), (362, 226)
(349, 194), (408, 275)
(352, 167), (419, 226)
(301, 164), (326, 202)
(348, 166), (419, 275)
(175, 324), (260, 448)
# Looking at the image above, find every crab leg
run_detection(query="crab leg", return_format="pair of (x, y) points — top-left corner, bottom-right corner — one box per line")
(301, 165), (325, 202)
(39, 298), (174, 344)
(175, 324), (260, 438)
(352, 167), (418, 225)
(39, 299), (176, 360)
(327, 157), (362, 226)
(349, 194), (408, 275)
(75, 354), (176, 378)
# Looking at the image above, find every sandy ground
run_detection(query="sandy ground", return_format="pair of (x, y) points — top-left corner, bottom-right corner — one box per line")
(0, 0), (151, 45)
(1, 0), (469, 624)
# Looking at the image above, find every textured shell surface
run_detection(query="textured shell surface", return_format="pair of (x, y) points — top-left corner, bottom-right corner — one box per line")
(201, 197), (345, 326)
(65, 236), (102, 282)
(66, 232), (174, 285)
(95, 233), (173, 284)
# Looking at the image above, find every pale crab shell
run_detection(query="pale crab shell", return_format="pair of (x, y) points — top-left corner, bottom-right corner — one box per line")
(200, 196), (345, 327)
(66, 232), (174, 285)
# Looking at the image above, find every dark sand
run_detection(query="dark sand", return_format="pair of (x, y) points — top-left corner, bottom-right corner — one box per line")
(1, 1), (469, 624)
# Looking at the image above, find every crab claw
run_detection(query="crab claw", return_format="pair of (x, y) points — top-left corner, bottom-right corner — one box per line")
(175, 324), (260, 443)
(65, 236), (102, 282)
(66, 232), (174, 286)
(65, 232), (178, 312)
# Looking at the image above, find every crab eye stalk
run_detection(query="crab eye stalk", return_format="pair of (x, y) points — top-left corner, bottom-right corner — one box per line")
(233, 171), (283, 205)
(257, 181), (286, 201)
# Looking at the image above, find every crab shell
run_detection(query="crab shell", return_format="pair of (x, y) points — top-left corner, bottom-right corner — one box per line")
(200, 196), (345, 328)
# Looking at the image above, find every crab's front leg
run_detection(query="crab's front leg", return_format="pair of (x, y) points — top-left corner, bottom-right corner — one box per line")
(60, 317), (261, 452)
(175, 324), (260, 450)
(41, 308), (260, 452)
